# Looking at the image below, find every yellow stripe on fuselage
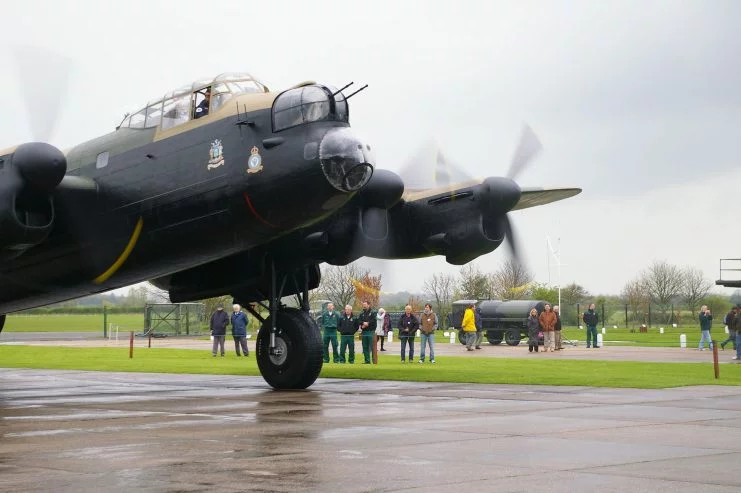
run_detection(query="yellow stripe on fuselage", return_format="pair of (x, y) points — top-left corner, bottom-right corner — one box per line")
(93, 217), (144, 284)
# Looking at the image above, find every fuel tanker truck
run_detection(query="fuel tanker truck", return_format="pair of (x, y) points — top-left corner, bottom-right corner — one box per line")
(448, 299), (548, 346)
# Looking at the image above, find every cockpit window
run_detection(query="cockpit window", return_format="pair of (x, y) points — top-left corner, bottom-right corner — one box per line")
(161, 94), (190, 130)
(272, 85), (337, 132)
(130, 109), (146, 129)
(145, 102), (163, 127)
(117, 72), (269, 131)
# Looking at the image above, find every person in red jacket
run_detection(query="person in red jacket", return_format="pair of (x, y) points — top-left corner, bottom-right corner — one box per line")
(538, 303), (557, 352)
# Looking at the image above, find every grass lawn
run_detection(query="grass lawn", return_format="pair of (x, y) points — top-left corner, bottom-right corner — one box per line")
(3, 314), (144, 332)
(1, 346), (739, 389)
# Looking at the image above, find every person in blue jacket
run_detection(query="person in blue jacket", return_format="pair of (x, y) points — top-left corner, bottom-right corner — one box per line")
(230, 303), (249, 356)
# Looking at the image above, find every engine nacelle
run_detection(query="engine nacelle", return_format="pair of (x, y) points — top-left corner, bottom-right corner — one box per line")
(423, 214), (505, 265)
(0, 143), (66, 259)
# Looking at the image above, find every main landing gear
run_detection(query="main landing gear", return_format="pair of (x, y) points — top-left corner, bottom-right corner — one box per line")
(0, 314), (5, 333)
(243, 262), (323, 390)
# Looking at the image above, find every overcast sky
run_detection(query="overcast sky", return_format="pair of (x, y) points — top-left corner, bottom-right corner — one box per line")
(2, 0), (739, 298)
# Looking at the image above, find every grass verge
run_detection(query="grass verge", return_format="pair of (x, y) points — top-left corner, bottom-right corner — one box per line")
(1, 346), (739, 389)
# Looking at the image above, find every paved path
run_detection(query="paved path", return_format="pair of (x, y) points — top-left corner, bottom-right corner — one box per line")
(0, 369), (739, 492)
(3, 333), (739, 364)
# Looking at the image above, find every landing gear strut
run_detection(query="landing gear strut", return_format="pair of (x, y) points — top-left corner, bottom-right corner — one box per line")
(244, 262), (322, 390)
(0, 314), (5, 334)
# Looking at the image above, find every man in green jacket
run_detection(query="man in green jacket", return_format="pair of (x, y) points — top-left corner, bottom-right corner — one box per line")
(356, 300), (377, 364)
(338, 305), (358, 364)
(321, 302), (341, 363)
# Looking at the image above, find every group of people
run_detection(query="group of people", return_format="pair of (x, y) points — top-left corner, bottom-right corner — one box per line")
(320, 301), (439, 364)
(208, 303), (250, 357)
(526, 302), (599, 353)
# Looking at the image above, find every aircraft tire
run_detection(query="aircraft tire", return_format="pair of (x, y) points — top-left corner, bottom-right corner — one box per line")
(256, 308), (323, 390)
(0, 314), (5, 333)
(457, 329), (466, 345)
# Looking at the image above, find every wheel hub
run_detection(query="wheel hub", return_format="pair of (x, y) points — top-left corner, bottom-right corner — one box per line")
(269, 336), (288, 366)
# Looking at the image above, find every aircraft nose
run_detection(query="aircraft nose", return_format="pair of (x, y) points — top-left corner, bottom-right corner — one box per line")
(319, 127), (374, 192)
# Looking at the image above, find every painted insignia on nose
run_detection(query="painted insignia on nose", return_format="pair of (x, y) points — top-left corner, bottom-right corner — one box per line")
(207, 139), (224, 170)
(247, 146), (263, 174)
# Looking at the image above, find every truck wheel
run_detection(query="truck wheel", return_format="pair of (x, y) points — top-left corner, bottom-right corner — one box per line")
(487, 331), (503, 345)
(504, 329), (521, 346)
(458, 329), (466, 345)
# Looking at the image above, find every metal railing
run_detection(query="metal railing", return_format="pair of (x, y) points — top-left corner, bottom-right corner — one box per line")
(717, 258), (741, 287)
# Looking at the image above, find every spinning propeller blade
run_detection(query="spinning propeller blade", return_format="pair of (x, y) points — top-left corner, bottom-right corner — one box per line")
(12, 45), (73, 143)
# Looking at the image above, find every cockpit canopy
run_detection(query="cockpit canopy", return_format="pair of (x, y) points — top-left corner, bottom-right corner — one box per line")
(117, 72), (268, 130)
(272, 84), (349, 132)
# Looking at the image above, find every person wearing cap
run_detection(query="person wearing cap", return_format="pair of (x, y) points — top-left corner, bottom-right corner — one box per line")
(321, 302), (341, 363)
(209, 303), (229, 357)
(462, 302), (477, 351)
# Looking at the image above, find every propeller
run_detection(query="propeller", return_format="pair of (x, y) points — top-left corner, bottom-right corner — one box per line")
(12, 44), (73, 143)
(397, 125), (544, 269)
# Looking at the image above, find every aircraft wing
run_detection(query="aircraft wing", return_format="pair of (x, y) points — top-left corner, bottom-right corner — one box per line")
(510, 187), (581, 211)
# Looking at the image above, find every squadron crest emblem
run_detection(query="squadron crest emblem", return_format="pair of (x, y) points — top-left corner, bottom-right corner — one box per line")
(207, 139), (225, 170)
(247, 146), (263, 174)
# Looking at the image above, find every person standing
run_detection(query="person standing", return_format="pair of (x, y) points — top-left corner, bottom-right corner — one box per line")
(539, 303), (557, 352)
(230, 304), (249, 357)
(337, 304), (358, 364)
(356, 301), (377, 364)
(582, 303), (599, 349)
(698, 305), (713, 350)
(209, 303), (229, 357)
(554, 305), (563, 350)
(733, 305), (741, 361)
(321, 302), (341, 363)
(474, 306), (484, 350)
(398, 305), (419, 362)
(462, 303), (477, 351)
(720, 306), (736, 351)
(419, 303), (438, 363)
(527, 308), (540, 353)
(375, 308), (391, 351)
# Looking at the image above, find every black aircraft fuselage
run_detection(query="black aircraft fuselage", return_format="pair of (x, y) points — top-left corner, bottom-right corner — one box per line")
(0, 77), (374, 314)
(0, 71), (580, 390)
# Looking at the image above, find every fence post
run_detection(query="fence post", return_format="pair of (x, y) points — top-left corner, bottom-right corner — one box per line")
(648, 305), (652, 328)
(601, 304), (605, 329)
(103, 305), (108, 338)
(129, 331), (134, 358)
(576, 303), (580, 327)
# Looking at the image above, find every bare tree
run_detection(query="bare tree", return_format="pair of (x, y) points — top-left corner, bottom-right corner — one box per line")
(490, 259), (533, 300)
(681, 266), (713, 316)
(144, 282), (171, 303)
(423, 272), (455, 327)
(641, 261), (684, 321)
(456, 263), (490, 299)
(317, 263), (369, 309)
(621, 278), (649, 325)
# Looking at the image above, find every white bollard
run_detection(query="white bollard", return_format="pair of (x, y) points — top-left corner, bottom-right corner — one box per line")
(680, 334), (686, 348)
(597, 333), (604, 347)
(579, 325), (583, 330)
(725, 326), (729, 334)
(387, 332), (393, 343)
(443, 331), (449, 337)
(449, 331), (456, 344)
(659, 327), (664, 334)
(415, 329), (421, 337)
(672, 323), (677, 328)
(613, 325), (617, 329)
(246, 334), (252, 339)
(601, 327), (606, 334)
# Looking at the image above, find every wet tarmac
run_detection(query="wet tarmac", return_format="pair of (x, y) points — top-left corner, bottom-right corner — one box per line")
(1, 369), (740, 492)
